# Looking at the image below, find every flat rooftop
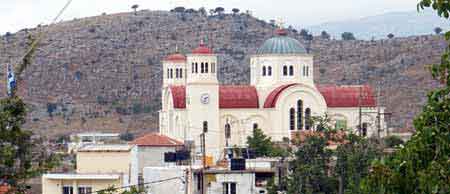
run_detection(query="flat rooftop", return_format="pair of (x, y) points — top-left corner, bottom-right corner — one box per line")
(78, 144), (133, 152)
(43, 173), (121, 180)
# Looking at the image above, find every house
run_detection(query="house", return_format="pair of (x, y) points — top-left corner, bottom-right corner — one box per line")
(129, 133), (184, 184)
(42, 144), (138, 194)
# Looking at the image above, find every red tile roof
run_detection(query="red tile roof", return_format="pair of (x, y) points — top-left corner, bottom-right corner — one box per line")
(170, 84), (376, 109)
(0, 184), (10, 194)
(263, 84), (377, 108)
(263, 83), (298, 108)
(317, 85), (376, 107)
(219, 85), (259, 108)
(192, 43), (213, 54)
(169, 85), (259, 109)
(164, 53), (186, 62)
(130, 133), (183, 147)
(169, 85), (186, 109)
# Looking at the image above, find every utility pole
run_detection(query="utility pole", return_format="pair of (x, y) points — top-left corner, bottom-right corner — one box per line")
(200, 129), (207, 194)
(358, 85), (362, 136)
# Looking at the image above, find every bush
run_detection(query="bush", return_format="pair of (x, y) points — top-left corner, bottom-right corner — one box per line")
(383, 135), (404, 147)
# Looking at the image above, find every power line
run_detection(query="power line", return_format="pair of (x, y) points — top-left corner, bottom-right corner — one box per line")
(86, 176), (184, 194)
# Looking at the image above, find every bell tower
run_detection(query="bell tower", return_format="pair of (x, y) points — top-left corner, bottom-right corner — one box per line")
(185, 41), (221, 161)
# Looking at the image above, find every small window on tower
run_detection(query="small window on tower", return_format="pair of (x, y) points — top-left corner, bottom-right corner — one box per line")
(180, 69), (183, 78)
(211, 63), (216, 73)
(167, 68), (170, 78)
(195, 63), (198, 73)
(303, 66), (306, 76)
(205, 62), (209, 73)
(283, 66), (288, 76)
(192, 63), (195, 73)
(170, 69), (173, 78)
(268, 66), (272, 76)
(306, 66), (309, 77)
(262, 66), (267, 76)
(201, 62), (205, 73)
(175, 68), (179, 78)
(203, 121), (208, 133)
(289, 66), (294, 76)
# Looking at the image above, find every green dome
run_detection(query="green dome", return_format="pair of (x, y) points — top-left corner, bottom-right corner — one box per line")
(256, 31), (307, 55)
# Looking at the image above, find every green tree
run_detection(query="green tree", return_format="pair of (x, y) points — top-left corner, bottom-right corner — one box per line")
(131, 4), (139, 15)
(434, 27), (443, 34)
(288, 134), (336, 194)
(335, 134), (381, 194)
(341, 32), (356, 40)
(321, 31), (331, 40)
(0, 97), (59, 193)
(247, 128), (287, 157)
(363, 2), (450, 193)
(387, 33), (395, 39)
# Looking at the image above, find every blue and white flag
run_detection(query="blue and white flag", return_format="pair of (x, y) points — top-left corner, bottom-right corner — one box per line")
(7, 64), (16, 96)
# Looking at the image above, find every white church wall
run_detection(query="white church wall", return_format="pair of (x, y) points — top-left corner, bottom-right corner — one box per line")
(250, 54), (314, 88)
(327, 107), (387, 137)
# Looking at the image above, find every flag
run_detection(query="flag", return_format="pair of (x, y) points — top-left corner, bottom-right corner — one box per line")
(7, 64), (16, 96)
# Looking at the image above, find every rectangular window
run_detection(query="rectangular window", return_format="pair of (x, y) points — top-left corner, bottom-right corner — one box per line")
(192, 63), (195, 73)
(201, 63), (205, 73)
(63, 186), (73, 194)
(223, 182), (236, 194)
(175, 68), (179, 78)
(306, 66), (309, 77)
(303, 66), (306, 76)
(195, 63), (198, 73)
(211, 63), (216, 73)
(180, 69), (183, 78)
(205, 62), (209, 73)
(78, 186), (92, 194)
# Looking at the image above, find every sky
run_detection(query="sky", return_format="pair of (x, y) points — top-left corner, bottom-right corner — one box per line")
(0, 0), (420, 35)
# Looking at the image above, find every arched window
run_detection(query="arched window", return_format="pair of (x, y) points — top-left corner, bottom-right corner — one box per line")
(303, 66), (306, 76)
(306, 66), (309, 77)
(211, 63), (216, 73)
(192, 63), (195, 73)
(170, 69), (173, 78)
(297, 100), (303, 130)
(283, 66), (288, 76)
(195, 63), (198, 73)
(262, 66), (267, 76)
(201, 62), (205, 73)
(289, 66), (294, 76)
(167, 68), (170, 78)
(180, 69), (183, 78)
(253, 123), (258, 130)
(175, 68), (179, 78)
(305, 108), (311, 130)
(205, 62), (209, 73)
(290, 108), (295, 130)
(203, 121), (208, 133)
(268, 66), (272, 76)
(225, 123), (231, 139)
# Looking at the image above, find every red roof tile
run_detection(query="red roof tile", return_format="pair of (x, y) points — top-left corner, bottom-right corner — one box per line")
(219, 85), (259, 108)
(0, 184), (10, 194)
(264, 84), (377, 108)
(192, 43), (213, 54)
(169, 85), (259, 109)
(317, 85), (376, 107)
(164, 53), (186, 62)
(169, 86), (186, 109)
(130, 133), (183, 147)
(263, 83), (299, 108)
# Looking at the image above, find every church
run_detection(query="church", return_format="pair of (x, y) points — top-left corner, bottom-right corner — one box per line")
(158, 28), (387, 161)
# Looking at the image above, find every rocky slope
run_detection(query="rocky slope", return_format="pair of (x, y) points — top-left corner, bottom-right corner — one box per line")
(0, 9), (446, 137)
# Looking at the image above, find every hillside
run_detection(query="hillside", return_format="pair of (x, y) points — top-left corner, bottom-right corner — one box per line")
(0, 9), (446, 137)
(308, 9), (450, 40)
